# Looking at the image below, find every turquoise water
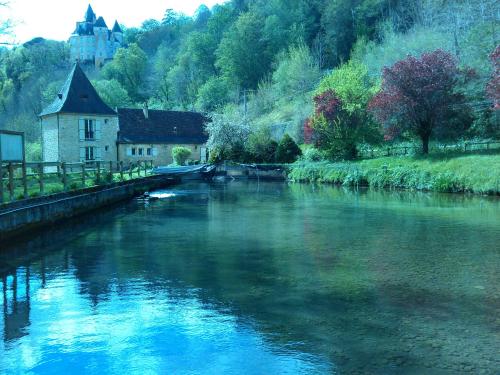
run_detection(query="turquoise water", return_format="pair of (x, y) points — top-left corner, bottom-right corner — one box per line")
(1, 181), (499, 374)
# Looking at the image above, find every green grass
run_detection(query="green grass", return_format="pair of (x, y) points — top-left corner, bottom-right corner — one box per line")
(288, 152), (500, 195)
(1, 167), (152, 205)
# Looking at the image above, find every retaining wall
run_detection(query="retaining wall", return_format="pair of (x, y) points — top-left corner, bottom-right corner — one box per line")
(0, 176), (175, 243)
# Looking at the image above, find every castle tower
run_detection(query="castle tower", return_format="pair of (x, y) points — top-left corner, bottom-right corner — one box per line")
(69, 4), (123, 68)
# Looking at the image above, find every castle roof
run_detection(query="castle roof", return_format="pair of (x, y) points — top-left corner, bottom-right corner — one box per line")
(74, 22), (94, 36)
(112, 21), (123, 33)
(117, 108), (208, 144)
(85, 4), (96, 23)
(40, 63), (116, 117)
(94, 16), (107, 28)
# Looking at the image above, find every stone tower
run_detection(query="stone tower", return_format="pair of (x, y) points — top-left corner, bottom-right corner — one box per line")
(69, 4), (124, 68)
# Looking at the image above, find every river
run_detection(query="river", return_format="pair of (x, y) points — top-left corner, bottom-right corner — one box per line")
(1, 181), (499, 374)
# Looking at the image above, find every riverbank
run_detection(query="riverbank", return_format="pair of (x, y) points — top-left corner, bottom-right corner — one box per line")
(288, 153), (500, 195)
(0, 175), (175, 242)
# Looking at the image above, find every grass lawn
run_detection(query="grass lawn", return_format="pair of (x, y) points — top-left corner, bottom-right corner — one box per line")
(288, 151), (500, 195)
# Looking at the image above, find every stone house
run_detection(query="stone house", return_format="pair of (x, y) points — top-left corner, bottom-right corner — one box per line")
(69, 4), (123, 68)
(39, 64), (208, 166)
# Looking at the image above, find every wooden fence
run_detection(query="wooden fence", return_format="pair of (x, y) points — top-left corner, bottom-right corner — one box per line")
(0, 160), (154, 204)
(358, 140), (500, 159)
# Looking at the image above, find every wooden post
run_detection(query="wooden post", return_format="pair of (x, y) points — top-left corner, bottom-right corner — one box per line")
(81, 163), (86, 187)
(96, 161), (101, 183)
(38, 163), (44, 195)
(8, 163), (14, 202)
(0, 163), (4, 204)
(129, 162), (133, 179)
(120, 161), (124, 181)
(62, 162), (68, 191)
(22, 161), (28, 199)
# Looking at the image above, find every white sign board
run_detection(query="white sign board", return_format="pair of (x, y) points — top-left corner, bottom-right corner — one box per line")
(0, 132), (24, 162)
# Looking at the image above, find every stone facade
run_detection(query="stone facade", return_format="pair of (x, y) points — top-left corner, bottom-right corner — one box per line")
(41, 113), (119, 164)
(69, 5), (123, 68)
(117, 143), (207, 166)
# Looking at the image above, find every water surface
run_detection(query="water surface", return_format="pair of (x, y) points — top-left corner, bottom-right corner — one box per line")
(1, 182), (499, 374)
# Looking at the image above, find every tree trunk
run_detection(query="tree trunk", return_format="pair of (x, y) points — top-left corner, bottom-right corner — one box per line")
(422, 133), (430, 154)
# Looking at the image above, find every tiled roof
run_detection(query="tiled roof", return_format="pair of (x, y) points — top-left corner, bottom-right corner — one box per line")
(85, 4), (96, 22)
(112, 21), (123, 33)
(94, 16), (107, 28)
(117, 108), (208, 144)
(39, 63), (116, 117)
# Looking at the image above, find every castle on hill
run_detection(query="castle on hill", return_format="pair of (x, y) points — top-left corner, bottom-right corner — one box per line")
(69, 4), (124, 68)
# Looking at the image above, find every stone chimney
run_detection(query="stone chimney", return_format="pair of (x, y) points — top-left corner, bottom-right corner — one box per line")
(143, 102), (149, 119)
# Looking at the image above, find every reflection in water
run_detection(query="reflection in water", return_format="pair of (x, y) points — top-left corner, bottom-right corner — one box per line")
(0, 181), (499, 374)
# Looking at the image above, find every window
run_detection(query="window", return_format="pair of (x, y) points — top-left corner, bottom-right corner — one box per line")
(147, 148), (152, 156)
(131, 147), (136, 156)
(138, 148), (144, 156)
(80, 147), (102, 161)
(79, 119), (101, 141)
(105, 145), (109, 152)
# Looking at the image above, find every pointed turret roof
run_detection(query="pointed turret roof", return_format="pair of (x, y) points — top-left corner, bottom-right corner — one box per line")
(85, 4), (96, 23)
(112, 21), (123, 33)
(39, 63), (116, 117)
(94, 16), (107, 28)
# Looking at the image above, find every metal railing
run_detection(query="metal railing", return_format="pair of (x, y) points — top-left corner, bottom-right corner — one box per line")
(0, 160), (154, 204)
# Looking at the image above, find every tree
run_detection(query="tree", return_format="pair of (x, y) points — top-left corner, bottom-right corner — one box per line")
(369, 50), (472, 153)
(172, 146), (192, 165)
(0, 1), (13, 46)
(487, 45), (499, 110)
(276, 134), (302, 163)
(102, 44), (148, 103)
(93, 79), (133, 109)
(205, 109), (251, 161)
(311, 61), (380, 159)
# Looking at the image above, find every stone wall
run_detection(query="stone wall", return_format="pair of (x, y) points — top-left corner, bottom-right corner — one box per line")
(56, 113), (119, 163)
(41, 114), (59, 162)
(118, 143), (207, 166)
(0, 176), (174, 242)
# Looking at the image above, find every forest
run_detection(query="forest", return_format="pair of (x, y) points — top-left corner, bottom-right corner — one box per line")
(0, 0), (498, 162)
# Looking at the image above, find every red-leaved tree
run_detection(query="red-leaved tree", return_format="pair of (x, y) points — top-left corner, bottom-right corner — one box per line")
(368, 50), (471, 154)
(487, 44), (500, 110)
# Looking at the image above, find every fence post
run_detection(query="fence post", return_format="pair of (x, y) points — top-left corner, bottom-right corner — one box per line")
(129, 162), (133, 179)
(464, 142), (468, 152)
(120, 161), (124, 181)
(38, 163), (44, 195)
(8, 163), (14, 202)
(81, 163), (86, 187)
(96, 161), (101, 184)
(62, 162), (68, 191)
(22, 162), (28, 199)
(0, 164), (4, 204)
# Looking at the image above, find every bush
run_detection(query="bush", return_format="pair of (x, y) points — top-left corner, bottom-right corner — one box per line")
(301, 147), (326, 162)
(172, 146), (192, 166)
(276, 134), (302, 163)
(246, 130), (278, 163)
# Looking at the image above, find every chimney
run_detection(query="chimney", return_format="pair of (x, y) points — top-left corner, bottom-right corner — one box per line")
(143, 102), (149, 119)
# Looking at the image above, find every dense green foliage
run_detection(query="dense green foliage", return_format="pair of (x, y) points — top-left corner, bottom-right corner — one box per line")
(0, 0), (497, 157)
(289, 153), (500, 195)
(172, 146), (192, 165)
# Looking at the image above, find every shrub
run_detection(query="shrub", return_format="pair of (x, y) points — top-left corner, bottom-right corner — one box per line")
(172, 146), (192, 166)
(246, 129), (278, 163)
(301, 147), (326, 162)
(276, 134), (302, 163)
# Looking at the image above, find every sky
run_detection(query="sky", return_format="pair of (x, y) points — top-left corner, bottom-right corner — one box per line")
(4, 0), (225, 44)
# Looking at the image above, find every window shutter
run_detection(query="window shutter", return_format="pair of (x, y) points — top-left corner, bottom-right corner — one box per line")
(95, 147), (102, 160)
(95, 120), (101, 140)
(126, 147), (132, 156)
(152, 148), (158, 157)
(79, 119), (85, 141)
(79, 147), (86, 161)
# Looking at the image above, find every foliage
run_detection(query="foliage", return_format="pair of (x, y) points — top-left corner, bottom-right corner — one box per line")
(171, 146), (192, 166)
(276, 134), (302, 163)
(205, 109), (251, 161)
(102, 44), (148, 102)
(93, 79), (133, 109)
(289, 153), (500, 195)
(245, 128), (278, 163)
(300, 147), (325, 162)
(369, 50), (473, 154)
(487, 44), (499, 109)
